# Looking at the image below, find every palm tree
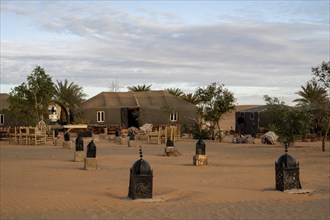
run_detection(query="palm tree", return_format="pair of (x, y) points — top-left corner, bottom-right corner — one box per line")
(294, 81), (327, 107)
(294, 80), (329, 151)
(164, 88), (184, 97)
(127, 84), (152, 92)
(54, 79), (87, 124)
(181, 93), (200, 105)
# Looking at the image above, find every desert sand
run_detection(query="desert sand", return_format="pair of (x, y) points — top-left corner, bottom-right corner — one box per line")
(0, 134), (329, 220)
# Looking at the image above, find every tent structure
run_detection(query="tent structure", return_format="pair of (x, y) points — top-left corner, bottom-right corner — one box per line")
(235, 105), (270, 135)
(82, 91), (198, 129)
(0, 93), (10, 127)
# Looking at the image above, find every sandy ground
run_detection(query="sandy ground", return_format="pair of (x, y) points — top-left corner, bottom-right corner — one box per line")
(0, 135), (329, 220)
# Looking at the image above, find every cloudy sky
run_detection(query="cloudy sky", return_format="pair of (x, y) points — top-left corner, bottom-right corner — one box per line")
(1, 1), (329, 105)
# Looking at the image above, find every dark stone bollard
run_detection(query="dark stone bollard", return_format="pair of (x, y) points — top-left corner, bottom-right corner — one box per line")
(195, 138), (206, 155)
(84, 140), (98, 169)
(129, 131), (135, 140)
(164, 137), (181, 156)
(86, 140), (96, 158)
(74, 135), (84, 162)
(75, 135), (84, 151)
(128, 146), (153, 199)
(64, 132), (70, 141)
(115, 128), (121, 137)
(114, 128), (122, 144)
(128, 131), (136, 147)
(275, 145), (302, 191)
(166, 137), (174, 147)
(63, 131), (72, 149)
(193, 138), (208, 166)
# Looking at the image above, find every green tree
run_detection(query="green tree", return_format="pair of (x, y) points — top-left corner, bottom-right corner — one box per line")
(164, 88), (184, 97)
(195, 82), (236, 141)
(8, 83), (35, 126)
(264, 95), (312, 148)
(309, 61), (330, 151)
(53, 79), (87, 124)
(8, 66), (55, 125)
(312, 61), (330, 88)
(127, 84), (152, 92)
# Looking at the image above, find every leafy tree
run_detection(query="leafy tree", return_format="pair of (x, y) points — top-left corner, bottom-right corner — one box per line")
(194, 82), (236, 141)
(264, 95), (312, 148)
(53, 79), (87, 124)
(8, 83), (35, 126)
(312, 61), (330, 89)
(309, 61), (330, 151)
(164, 88), (184, 97)
(8, 66), (55, 125)
(294, 81), (327, 132)
(181, 93), (200, 105)
(127, 84), (152, 92)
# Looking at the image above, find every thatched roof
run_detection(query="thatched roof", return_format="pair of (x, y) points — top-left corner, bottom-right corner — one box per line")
(83, 92), (136, 108)
(83, 91), (196, 109)
(0, 93), (10, 110)
(237, 105), (267, 113)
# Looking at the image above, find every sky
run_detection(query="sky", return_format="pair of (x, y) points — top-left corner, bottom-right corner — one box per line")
(1, 0), (329, 105)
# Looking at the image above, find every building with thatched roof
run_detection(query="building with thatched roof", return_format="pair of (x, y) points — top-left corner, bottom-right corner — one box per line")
(0, 93), (10, 127)
(82, 91), (198, 130)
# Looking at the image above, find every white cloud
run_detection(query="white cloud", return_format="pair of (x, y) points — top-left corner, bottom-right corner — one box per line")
(1, 1), (329, 104)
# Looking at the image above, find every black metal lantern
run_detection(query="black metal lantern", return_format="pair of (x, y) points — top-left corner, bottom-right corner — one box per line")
(115, 128), (121, 137)
(75, 135), (84, 151)
(128, 146), (153, 199)
(86, 140), (96, 158)
(129, 131), (135, 141)
(166, 137), (174, 147)
(195, 138), (206, 155)
(64, 132), (70, 141)
(275, 145), (302, 191)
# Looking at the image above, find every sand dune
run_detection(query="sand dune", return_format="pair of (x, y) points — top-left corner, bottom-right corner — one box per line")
(0, 135), (329, 219)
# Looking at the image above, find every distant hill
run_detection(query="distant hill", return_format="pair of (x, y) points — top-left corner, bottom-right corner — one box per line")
(220, 105), (262, 131)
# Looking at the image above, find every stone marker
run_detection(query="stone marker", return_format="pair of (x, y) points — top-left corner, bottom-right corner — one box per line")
(84, 140), (99, 169)
(128, 146), (153, 199)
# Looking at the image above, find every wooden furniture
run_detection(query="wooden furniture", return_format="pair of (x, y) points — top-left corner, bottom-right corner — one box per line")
(8, 127), (18, 144)
(28, 127), (46, 145)
(18, 127), (29, 145)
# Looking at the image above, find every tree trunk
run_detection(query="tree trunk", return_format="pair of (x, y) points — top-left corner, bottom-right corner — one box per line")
(322, 117), (330, 152)
(33, 91), (40, 123)
(216, 121), (222, 142)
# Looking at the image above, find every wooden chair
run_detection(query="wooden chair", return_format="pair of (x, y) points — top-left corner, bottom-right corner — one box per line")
(29, 127), (46, 145)
(18, 127), (29, 145)
(46, 126), (54, 143)
(8, 127), (18, 144)
(147, 127), (163, 144)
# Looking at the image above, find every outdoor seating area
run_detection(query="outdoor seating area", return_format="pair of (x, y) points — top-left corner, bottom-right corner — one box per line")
(146, 124), (181, 144)
(7, 126), (51, 145)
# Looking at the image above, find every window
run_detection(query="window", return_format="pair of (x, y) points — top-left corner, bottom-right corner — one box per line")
(97, 111), (105, 122)
(170, 112), (178, 122)
(250, 112), (254, 120)
(240, 112), (244, 117)
(0, 114), (4, 125)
